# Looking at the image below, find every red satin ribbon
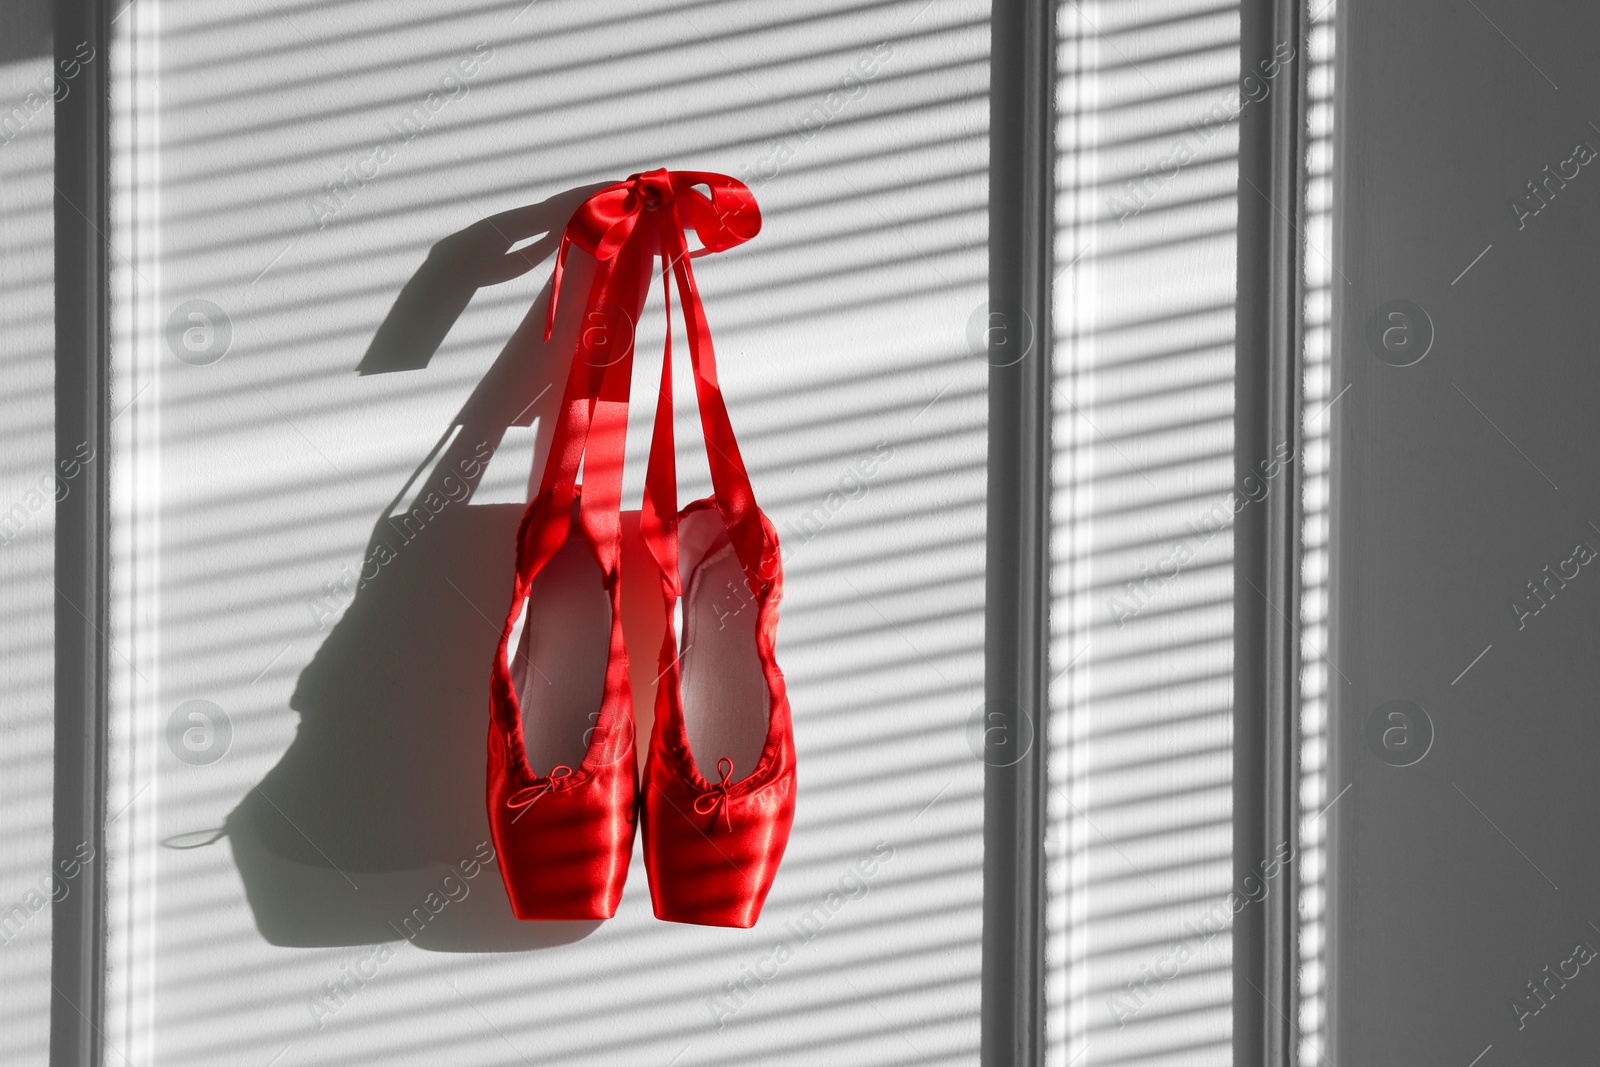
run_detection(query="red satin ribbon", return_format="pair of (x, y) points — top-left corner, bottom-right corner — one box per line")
(524, 170), (769, 601)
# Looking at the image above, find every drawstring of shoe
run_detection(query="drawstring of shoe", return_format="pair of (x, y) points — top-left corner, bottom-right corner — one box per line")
(508, 764), (573, 821)
(692, 757), (736, 833)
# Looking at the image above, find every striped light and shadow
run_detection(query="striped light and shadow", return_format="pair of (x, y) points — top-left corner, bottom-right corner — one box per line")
(1049, 1), (1246, 1064)
(105, 1), (989, 1064)
(0, 8), (64, 1063)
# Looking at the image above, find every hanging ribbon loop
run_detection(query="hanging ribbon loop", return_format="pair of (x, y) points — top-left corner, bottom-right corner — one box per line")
(534, 169), (770, 591)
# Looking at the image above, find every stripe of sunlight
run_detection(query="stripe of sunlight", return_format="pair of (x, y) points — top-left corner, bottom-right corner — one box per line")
(1297, 2), (1337, 1064)
(1051, 0), (1244, 1065)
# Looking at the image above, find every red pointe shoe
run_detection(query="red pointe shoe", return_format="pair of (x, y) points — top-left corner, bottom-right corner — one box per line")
(634, 186), (796, 927)
(489, 490), (636, 920)
(642, 500), (795, 928)
(487, 189), (654, 921)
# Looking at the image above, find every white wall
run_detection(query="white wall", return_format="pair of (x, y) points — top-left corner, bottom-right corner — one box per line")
(1322, 2), (1600, 1063)
(0, 7), (59, 1063)
(107, 1), (988, 1064)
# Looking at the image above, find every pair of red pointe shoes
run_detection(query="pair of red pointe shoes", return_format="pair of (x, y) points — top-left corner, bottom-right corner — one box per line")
(486, 170), (795, 928)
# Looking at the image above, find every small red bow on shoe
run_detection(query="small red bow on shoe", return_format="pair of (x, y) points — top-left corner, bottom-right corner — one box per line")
(507, 764), (573, 822)
(692, 757), (736, 833)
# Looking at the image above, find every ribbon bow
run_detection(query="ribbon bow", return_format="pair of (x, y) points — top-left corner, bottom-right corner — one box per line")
(507, 764), (573, 821)
(542, 169), (760, 343)
(692, 757), (736, 833)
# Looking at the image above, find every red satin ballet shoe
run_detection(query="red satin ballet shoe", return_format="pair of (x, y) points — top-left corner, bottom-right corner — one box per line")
(487, 184), (657, 920)
(641, 499), (795, 928)
(488, 485), (639, 920)
(632, 181), (795, 926)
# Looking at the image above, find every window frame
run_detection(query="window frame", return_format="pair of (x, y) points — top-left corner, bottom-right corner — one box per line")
(47, 1), (1308, 1063)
